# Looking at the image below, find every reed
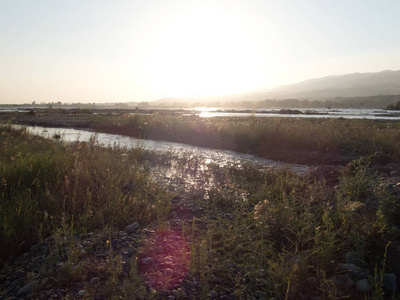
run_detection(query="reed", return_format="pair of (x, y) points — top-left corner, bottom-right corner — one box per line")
(92, 114), (400, 162)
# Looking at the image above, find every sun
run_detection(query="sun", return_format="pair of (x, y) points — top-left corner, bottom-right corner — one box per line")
(140, 3), (275, 98)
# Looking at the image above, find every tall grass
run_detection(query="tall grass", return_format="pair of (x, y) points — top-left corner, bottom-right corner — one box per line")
(180, 158), (400, 299)
(92, 114), (400, 161)
(0, 126), (168, 265)
(1, 124), (400, 298)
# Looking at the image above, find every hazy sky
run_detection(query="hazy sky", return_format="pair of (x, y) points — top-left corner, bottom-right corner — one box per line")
(1, 0), (400, 104)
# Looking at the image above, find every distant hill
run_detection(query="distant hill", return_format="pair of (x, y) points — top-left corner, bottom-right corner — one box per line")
(151, 70), (400, 106)
(262, 70), (400, 99)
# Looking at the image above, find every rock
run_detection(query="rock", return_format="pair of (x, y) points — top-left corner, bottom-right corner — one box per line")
(176, 288), (186, 298)
(38, 277), (55, 290)
(383, 273), (398, 292)
(208, 290), (218, 299)
(163, 268), (173, 277)
(258, 268), (265, 277)
(219, 295), (234, 300)
(338, 263), (362, 278)
(254, 290), (267, 298)
(345, 251), (360, 265)
(302, 276), (319, 290)
(16, 280), (39, 297)
(355, 279), (370, 293)
(77, 289), (87, 297)
(141, 257), (154, 265)
(171, 289), (180, 298)
(330, 274), (354, 287)
(125, 222), (139, 233)
(90, 277), (101, 285)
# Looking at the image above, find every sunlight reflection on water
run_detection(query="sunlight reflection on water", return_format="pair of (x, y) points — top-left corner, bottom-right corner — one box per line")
(20, 125), (308, 174)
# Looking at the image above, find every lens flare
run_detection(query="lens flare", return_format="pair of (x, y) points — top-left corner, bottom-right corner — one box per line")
(138, 229), (190, 291)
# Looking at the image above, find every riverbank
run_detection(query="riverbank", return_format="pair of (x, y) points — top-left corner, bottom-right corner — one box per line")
(1, 125), (400, 299)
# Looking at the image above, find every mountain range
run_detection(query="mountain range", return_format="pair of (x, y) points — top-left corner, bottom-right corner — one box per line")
(153, 70), (400, 104)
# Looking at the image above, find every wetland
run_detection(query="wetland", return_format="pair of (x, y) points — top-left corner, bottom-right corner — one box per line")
(1, 109), (400, 299)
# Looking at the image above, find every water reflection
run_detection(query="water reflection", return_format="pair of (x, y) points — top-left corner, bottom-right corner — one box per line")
(197, 108), (400, 120)
(21, 125), (307, 174)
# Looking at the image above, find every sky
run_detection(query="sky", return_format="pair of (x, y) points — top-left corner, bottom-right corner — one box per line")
(1, 0), (400, 104)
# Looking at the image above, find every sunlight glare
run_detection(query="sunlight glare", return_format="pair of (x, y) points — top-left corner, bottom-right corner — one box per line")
(143, 3), (277, 98)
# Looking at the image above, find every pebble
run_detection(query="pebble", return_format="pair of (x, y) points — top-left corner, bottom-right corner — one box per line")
(330, 274), (354, 287)
(125, 222), (139, 233)
(219, 295), (234, 300)
(355, 279), (370, 293)
(344, 251), (360, 265)
(141, 257), (154, 265)
(254, 290), (267, 299)
(16, 280), (39, 297)
(209, 290), (218, 299)
(302, 276), (319, 290)
(90, 277), (101, 285)
(39, 277), (54, 290)
(383, 273), (398, 292)
(338, 263), (362, 278)
(171, 289), (180, 298)
(163, 268), (173, 277)
(77, 289), (87, 297)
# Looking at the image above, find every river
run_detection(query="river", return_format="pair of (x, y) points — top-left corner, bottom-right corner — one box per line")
(195, 107), (400, 120)
(20, 125), (308, 175)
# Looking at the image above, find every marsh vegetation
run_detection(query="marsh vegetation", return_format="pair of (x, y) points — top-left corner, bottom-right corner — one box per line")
(1, 114), (400, 299)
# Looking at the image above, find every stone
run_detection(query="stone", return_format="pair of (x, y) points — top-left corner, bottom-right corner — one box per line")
(338, 263), (362, 278)
(38, 277), (55, 290)
(339, 263), (360, 272)
(125, 222), (139, 233)
(208, 290), (218, 299)
(171, 289), (180, 298)
(219, 295), (234, 300)
(330, 274), (354, 287)
(254, 290), (267, 298)
(258, 268), (265, 277)
(141, 257), (154, 265)
(163, 268), (173, 277)
(302, 276), (319, 290)
(77, 289), (87, 297)
(383, 273), (398, 292)
(355, 279), (370, 293)
(16, 280), (39, 297)
(345, 251), (360, 265)
(90, 277), (101, 285)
